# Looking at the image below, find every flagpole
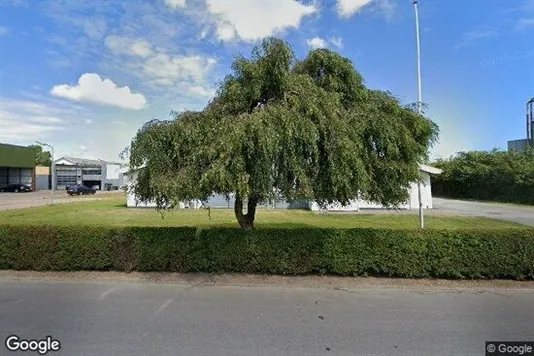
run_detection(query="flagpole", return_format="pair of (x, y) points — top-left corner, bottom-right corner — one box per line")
(413, 0), (424, 229)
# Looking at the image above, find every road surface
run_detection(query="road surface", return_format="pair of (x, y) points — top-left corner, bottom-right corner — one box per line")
(0, 191), (122, 211)
(0, 279), (532, 356)
(433, 198), (534, 226)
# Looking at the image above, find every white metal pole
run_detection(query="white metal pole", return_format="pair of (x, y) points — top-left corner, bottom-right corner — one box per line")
(50, 145), (55, 205)
(414, 0), (424, 229)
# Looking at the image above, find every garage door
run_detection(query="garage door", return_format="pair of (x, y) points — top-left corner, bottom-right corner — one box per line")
(7, 168), (33, 186)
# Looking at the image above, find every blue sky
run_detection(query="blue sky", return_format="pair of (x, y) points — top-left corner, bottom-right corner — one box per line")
(0, 0), (533, 162)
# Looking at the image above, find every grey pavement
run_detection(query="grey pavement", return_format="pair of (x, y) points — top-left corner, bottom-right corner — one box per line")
(0, 279), (533, 356)
(433, 198), (534, 226)
(0, 190), (122, 211)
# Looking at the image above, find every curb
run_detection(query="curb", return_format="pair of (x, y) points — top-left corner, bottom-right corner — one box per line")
(1, 271), (533, 291)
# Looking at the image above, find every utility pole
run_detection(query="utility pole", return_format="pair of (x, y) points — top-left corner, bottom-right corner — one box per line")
(413, 0), (424, 229)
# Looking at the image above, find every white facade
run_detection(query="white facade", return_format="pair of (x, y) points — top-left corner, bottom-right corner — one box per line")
(309, 168), (438, 211)
(53, 156), (126, 190)
(124, 164), (441, 210)
(124, 170), (202, 208)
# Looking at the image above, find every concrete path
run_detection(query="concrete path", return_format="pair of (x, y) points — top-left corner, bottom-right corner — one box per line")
(0, 275), (532, 356)
(433, 198), (534, 226)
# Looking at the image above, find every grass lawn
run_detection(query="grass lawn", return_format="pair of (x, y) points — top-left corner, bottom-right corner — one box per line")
(0, 196), (526, 229)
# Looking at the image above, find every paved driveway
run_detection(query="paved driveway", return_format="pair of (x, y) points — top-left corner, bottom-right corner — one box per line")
(433, 198), (534, 227)
(0, 190), (122, 211)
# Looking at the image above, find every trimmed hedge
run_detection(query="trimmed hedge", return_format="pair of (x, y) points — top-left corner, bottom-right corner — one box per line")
(1, 225), (533, 279)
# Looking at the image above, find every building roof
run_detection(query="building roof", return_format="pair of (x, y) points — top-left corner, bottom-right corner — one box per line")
(54, 156), (123, 166)
(124, 164), (442, 177)
(419, 164), (442, 175)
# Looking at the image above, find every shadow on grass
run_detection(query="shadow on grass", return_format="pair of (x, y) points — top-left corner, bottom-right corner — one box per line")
(112, 203), (128, 208)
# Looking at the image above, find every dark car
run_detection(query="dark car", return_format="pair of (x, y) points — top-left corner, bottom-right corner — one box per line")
(67, 185), (96, 196)
(0, 183), (32, 193)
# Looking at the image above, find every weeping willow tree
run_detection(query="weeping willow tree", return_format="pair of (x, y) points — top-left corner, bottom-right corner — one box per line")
(128, 38), (439, 228)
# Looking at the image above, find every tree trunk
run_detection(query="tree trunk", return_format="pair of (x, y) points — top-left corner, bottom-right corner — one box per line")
(234, 195), (258, 229)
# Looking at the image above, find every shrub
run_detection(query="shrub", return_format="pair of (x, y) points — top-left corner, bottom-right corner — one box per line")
(0, 225), (533, 279)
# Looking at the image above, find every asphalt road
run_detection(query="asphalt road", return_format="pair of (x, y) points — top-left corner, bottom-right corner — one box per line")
(433, 198), (534, 226)
(0, 280), (533, 356)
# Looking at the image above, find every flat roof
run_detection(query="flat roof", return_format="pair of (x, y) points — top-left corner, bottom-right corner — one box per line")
(419, 164), (442, 175)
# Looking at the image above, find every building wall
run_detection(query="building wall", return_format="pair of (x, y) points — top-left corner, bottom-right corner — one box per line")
(508, 139), (530, 152)
(125, 170), (437, 210)
(54, 159), (126, 190)
(310, 172), (434, 211)
(0, 143), (36, 189)
(0, 143), (35, 168)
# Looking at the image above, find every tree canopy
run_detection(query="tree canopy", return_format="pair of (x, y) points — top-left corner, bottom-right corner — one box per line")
(128, 38), (439, 228)
(28, 145), (52, 167)
(432, 148), (534, 204)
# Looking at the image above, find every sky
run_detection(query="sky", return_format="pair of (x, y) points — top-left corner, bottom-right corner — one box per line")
(0, 0), (533, 162)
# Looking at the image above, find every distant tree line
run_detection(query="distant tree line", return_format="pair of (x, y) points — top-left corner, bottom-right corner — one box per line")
(431, 148), (534, 205)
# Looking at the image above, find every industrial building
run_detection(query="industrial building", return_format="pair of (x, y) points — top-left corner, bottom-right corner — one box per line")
(124, 164), (442, 211)
(0, 143), (36, 190)
(507, 97), (534, 152)
(53, 156), (126, 191)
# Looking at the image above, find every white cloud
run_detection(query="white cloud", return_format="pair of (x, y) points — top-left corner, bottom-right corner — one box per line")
(337, 0), (372, 18)
(373, 0), (396, 22)
(307, 36), (345, 50)
(104, 35), (153, 58)
(330, 36), (343, 49)
(51, 73), (147, 110)
(164, 0), (186, 10)
(141, 53), (216, 85)
(0, 26), (9, 36)
(205, 0), (317, 42)
(82, 18), (107, 39)
(49, 57), (72, 68)
(515, 17), (534, 30)
(183, 85), (216, 98)
(337, 0), (396, 20)
(84, 118), (93, 124)
(455, 27), (498, 50)
(0, 99), (71, 143)
(307, 37), (327, 49)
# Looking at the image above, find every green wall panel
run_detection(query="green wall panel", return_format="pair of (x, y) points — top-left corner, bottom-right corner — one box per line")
(0, 143), (36, 168)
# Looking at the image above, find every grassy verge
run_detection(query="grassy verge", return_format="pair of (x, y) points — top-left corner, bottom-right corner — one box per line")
(0, 197), (526, 229)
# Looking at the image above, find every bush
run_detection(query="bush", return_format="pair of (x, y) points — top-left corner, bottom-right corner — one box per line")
(1, 225), (533, 279)
(432, 149), (534, 205)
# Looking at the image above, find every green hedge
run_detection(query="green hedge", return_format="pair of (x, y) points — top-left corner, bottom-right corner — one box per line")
(1, 225), (533, 279)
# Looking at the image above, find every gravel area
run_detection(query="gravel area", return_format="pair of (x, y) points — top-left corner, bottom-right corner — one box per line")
(0, 190), (123, 211)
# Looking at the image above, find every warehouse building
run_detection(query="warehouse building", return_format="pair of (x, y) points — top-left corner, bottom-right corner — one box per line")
(0, 143), (36, 190)
(507, 96), (533, 152)
(124, 164), (442, 210)
(53, 156), (126, 190)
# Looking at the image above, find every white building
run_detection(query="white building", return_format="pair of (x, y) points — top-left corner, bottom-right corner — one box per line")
(54, 156), (127, 190)
(308, 164), (442, 211)
(124, 164), (442, 210)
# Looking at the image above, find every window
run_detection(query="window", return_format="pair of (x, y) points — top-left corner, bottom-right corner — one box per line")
(82, 168), (102, 175)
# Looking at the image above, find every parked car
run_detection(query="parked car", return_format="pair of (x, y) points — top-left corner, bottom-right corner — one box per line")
(0, 183), (32, 193)
(67, 185), (96, 196)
